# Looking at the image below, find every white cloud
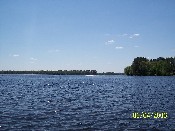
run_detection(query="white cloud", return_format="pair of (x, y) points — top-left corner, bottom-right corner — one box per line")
(108, 40), (115, 43)
(118, 33), (140, 38)
(13, 54), (19, 57)
(129, 33), (140, 39)
(30, 57), (37, 61)
(117, 33), (128, 37)
(115, 46), (123, 49)
(105, 40), (115, 45)
(134, 45), (139, 48)
(133, 34), (140, 36)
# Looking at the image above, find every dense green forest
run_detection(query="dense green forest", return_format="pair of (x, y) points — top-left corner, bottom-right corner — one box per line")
(124, 57), (175, 76)
(0, 70), (124, 75)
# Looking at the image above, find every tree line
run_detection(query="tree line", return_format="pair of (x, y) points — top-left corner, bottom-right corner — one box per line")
(124, 57), (175, 76)
(0, 70), (124, 75)
(0, 70), (97, 75)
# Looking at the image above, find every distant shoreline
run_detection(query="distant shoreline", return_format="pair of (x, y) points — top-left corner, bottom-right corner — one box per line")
(0, 70), (124, 75)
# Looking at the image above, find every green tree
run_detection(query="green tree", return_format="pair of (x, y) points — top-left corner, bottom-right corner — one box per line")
(131, 57), (149, 75)
(124, 56), (175, 76)
(124, 66), (133, 75)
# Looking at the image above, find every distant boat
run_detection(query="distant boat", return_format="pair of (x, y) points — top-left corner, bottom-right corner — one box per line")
(85, 75), (94, 76)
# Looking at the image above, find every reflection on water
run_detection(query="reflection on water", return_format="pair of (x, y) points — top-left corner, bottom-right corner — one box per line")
(0, 75), (175, 130)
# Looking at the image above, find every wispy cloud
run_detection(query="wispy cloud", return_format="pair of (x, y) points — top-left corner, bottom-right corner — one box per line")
(133, 34), (140, 36)
(118, 33), (140, 39)
(30, 57), (37, 61)
(105, 40), (115, 45)
(129, 33), (140, 38)
(13, 54), (19, 57)
(115, 46), (123, 49)
(108, 40), (115, 43)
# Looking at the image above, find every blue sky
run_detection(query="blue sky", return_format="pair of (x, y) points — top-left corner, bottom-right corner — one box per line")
(0, 0), (175, 72)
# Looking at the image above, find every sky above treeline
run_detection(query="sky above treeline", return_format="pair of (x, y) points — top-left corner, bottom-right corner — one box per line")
(0, 0), (175, 72)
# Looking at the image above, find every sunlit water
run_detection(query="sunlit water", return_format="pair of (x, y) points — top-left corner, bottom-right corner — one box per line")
(0, 75), (175, 130)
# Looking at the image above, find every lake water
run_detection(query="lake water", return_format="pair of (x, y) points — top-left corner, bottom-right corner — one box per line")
(0, 75), (175, 130)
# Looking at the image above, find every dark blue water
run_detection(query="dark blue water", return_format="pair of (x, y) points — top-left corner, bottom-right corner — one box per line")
(0, 75), (175, 130)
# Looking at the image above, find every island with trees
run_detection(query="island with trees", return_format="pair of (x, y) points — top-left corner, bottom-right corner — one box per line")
(124, 57), (175, 76)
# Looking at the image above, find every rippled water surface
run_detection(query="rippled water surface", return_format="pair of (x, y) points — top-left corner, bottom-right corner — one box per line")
(0, 75), (175, 130)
